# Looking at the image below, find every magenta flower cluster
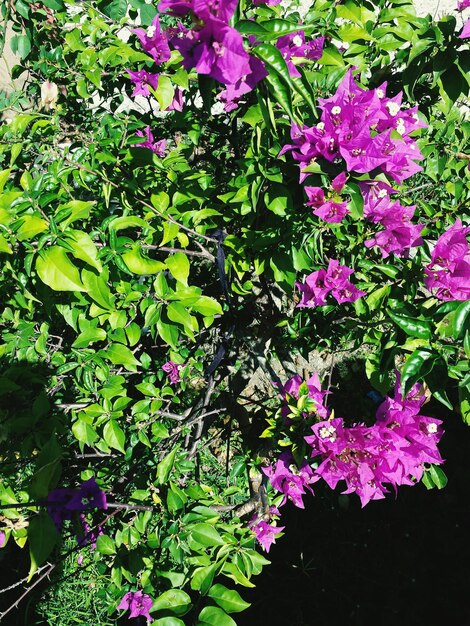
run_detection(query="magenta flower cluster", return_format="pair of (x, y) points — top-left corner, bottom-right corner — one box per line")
(280, 69), (426, 184)
(276, 31), (324, 78)
(162, 360), (185, 384)
(159, 0), (267, 106)
(263, 375), (444, 513)
(46, 479), (106, 553)
(131, 126), (167, 156)
(305, 171), (349, 223)
(118, 590), (154, 622)
(296, 258), (365, 307)
(249, 506), (284, 552)
(424, 219), (470, 301)
(277, 371), (330, 419)
(360, 179), (424, 258)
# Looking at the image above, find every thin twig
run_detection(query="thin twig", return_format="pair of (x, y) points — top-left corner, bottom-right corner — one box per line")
(188, 376), (217, 459)
(0, 564), (51, 595)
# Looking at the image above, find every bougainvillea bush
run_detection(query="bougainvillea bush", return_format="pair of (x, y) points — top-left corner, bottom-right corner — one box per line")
(1, 0), (470, 622)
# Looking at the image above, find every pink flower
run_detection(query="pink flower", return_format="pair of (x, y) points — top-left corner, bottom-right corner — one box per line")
(458, 0), (470, 9)
(280, 69), (426, 183)
(0, 531), (5, 548)
(127, 69), (159, 97)
(304, 377), (445, 507)
(171, 18), (251, 86)
(461, 20), (470, 39)
(297, 260), (365, 307)
(262, 452), (318, 508)
(118, 590), (154, 622)
(277, 372), (330, 419)
(162, 361), (184, 384)
(133, 16), (171, 64)
(131, 127), (166, 156)
(249, 512), (284, 552)
(424, 220), (470, 300)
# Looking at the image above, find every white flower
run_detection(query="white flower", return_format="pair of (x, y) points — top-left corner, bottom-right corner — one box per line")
(40, 81), (59, 110)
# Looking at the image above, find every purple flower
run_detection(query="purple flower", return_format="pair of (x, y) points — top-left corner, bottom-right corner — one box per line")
(276, 32), (324, 77)
(127, 69), (159, 97)
(297, 259), (365, 307)
(304, 376), (445, 507)
(158, 0), (193, 16)
(171, 18), (251, 86)
(218, 56), (267, 111)
(118, 590), (154, 622)
(280, 69), (426, 183)
(0, 531), (5, 548)
(46, 488), (76, 529)
(249, 509), (284, 552)
(460, 19), (470, 38)
(76, 513), (103, 548)
(47, 478), (106, 530)
(192, 0), (238, 22)
(277, 372), (330, 419)
(131, 127), (167, 156)
(167, 87), (184, 112)
(252, 0), (282, 5)
(262, 452), (318, 508)
(133, 16), (171, 64)
(67, 478), (108, 511)
(162, 360), (184, 384)
(424, 220), (470, 300)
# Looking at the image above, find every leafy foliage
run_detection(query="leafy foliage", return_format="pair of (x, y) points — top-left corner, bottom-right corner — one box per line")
(0, 0), (469, 623)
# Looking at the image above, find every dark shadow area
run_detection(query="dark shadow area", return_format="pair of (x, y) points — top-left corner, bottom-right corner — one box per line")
(239, 397), (470, 626)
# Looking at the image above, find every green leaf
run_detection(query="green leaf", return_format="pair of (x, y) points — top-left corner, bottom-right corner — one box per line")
(154, 75), (175, 111)
(72, 418), (98, 446)
(64, 230), (103, 272)
(156, 446), (179, 485)
(428, 465), (448, 489)
(191, 296), (223, 316)
(401, 349), (435, 396)
(72, 327), (107, 349)
(42, 0), (65, 9)
(96, 534), (116, 555)
(161, 222), (179, 246)
(109, 216), (153, 232)
(82, 269), (114, 310)
(16, 214), (48, 241)
(387, 310), (432, 339)
(190, 523), (224, 547)
(197, 606), (237, 626)
(166, 252), (190, 286)
(56, 200), (94, 229)
(154, 619), (185, 626)
(0, 169), (11, 192)
(191, 564), (219, 594)
(11, 34), (31, 60)
(208, 584), (250, 613)
(36, 247), (86, 292)
(28, 513), (59, 580)
(153, 590), (192, 616)
(452, 300), (470, 338)
(122, 245), (166, 275)
(101, 0), (127, 19)
(0, 234), (12, 254)
(167, 302), (196, 339)
(103, 344), (140, 372)
(103, 420), (126, 453)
